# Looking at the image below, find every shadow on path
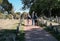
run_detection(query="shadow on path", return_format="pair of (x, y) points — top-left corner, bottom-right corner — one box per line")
(0, 29), (25, 41)
(24, 26), (58, 41)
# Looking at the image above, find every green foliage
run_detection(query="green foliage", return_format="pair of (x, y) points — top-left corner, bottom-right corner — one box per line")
(0, 13), (4, 19)
(1, 0), (13, 14)
(0, 12), (21, 19)
(15, 14), (20, 19)
(21, 0), (60, 17)
(0, 29), (25, 41)
(21, 12), (27, 19)
(6, 14), (13, 19)
(16, 12), (20, 15)
(12, 13), (20, 19)
(19, 31), (25, 41)
(0, 0), (3, 4)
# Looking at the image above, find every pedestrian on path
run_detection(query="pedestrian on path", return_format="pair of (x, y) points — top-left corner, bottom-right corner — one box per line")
(32, 11), (35, 25)
(34, 13), (38, 26)
(32, 11), (38, 26)
(35, 13), (38, 25)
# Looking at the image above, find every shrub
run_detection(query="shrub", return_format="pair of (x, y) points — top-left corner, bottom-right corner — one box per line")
(6, 14), (13, 19)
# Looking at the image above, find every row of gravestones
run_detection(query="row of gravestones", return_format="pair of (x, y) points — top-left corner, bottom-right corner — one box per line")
(43, 16), (60, 23)
(55, 17), (60, 23)
(49, 23), (59, 34)
(46, 22), (59, 34)
(40, 18), (60, 34)
(50, 17), (60, 34)
(48, 16), (60, 24)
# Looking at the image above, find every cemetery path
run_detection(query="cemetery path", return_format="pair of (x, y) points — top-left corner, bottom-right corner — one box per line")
(24, 19), (58, 41)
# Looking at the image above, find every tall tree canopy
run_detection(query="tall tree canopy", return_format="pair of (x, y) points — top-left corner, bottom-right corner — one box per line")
(0, 0), (3, 4)
(21, 0), (60, 17)
(0, 0), (13, 14)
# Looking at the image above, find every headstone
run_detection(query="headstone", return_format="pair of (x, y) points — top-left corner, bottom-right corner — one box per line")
(41, 17), (44, 24)
(58, 17), (60, 23)
(56, 16), (58, 23)
(55, 27), (59, 34)
(50, 23), (53, 30)
(45, 21), (47, 27)
(54, 27), (56, 32)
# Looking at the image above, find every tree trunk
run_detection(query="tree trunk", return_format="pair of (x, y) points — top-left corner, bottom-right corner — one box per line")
(49, 8), (52, 17)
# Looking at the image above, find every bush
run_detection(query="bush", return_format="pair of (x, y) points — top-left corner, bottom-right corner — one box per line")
(0, 13), (4, 19)
(6, 14), (13, 19)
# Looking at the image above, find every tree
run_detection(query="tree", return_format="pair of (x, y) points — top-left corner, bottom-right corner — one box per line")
(21, 12), (27, 19)
(21, 0), (60, 17)
(0, 0), (3, 4)
(21, 0), (35, 9)
(16, 12), (20, 15)
(1, 0), (13, 14)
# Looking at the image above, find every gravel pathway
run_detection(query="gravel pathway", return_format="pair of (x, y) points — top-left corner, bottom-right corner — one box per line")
(24, 20), (58, 41)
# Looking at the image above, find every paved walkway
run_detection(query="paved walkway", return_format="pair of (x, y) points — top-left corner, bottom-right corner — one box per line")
(24, 20), (58, 41)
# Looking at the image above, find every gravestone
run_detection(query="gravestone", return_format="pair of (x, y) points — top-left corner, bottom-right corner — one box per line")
(45, 21), (47, 27)
(54, 27), (59, 34)
(58, 17), (60, 23)
(56, 16), (58, 23)
(54, 27), (56, 32)
(16, 26), (19, 40)
(41, 17), (44, 24)
(50, 23), (54, 30)
(55, 27), (59, 34)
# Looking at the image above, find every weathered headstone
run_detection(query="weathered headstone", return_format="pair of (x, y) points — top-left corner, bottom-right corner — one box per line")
(54, 27), (56, 32)
(55, 27), (59, 34)
(50, 23), (53, 30)
(58, 17), (60, 24)
(41, 17), (44, 24)
(56, 16), (58, 23)
(45, 21), (47, 27)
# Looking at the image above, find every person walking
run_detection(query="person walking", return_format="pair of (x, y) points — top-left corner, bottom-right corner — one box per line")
(32, 11), (38, 26)
(33, 13), (38, 26)
(32, 11), (35, 25)
(35, 13), (38, 25)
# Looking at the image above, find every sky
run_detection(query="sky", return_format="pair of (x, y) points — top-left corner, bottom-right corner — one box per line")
(8, 0), (29, 13)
